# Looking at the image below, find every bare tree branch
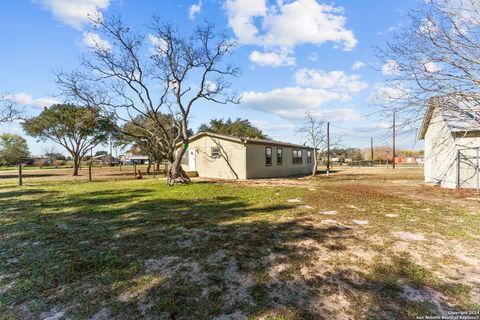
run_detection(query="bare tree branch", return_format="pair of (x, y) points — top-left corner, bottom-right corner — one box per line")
(57, 14), (239, 185)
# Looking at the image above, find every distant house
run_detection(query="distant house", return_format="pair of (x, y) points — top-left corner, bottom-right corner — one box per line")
(119, 153), (149, 165)
(177, 132), (313, 179)
(91, 154), (116, 165)
(419, 96), (480, 189)
(395, 156), (418, 164)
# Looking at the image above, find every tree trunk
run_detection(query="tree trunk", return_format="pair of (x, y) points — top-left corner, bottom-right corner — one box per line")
(73, 155), (80, 176)
(166, 149), (190, 186)
(312, 148), (317, 176)
(156, 160), (161, 171)
(147, 159), (152, 175)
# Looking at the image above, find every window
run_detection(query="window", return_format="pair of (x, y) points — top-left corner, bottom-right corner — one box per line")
(277, 148), (283, 165)
(211, 147), (220, 158)
(265, 147), (272, 166)
(293, 149), (303, 164)
(307, 150), (312, 163)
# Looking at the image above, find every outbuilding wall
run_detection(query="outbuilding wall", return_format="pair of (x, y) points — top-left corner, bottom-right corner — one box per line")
(424, 110), (480, 189)
(455, 134), (480, 189)
(424, 111), (458, 188)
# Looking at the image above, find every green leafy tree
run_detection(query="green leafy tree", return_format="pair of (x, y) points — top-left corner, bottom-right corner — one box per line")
(23, 104), (114, 176)
(0, 133), (29, 165)
(198, 118), (268, 139)
(118, 113), (186, 173)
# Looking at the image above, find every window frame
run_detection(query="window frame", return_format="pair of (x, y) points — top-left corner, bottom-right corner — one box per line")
(211, 147), (220, 158)
(292, 149), (303, 164)
(265, 147), (272, 166)
(307, 150), (312, 163)
(277, 147), (283, 166)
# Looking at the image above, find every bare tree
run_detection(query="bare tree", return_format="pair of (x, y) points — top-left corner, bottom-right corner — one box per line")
(299, 111), (326, 176)
(0, 95), (21, 123)
(375, 0), (480, 129)
(57, 14), (239, 185)
(42, 145), (58, 165)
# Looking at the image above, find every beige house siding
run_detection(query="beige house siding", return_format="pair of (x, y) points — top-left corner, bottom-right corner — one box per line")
(178, 133), (313, 179)
(245, 144), (312, 179)
(180, 136), (247, 179)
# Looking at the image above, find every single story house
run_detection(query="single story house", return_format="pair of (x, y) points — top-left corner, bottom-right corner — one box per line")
(119, 153), (150, 165)
(394, 156), (419, 164)
(178, 132), (314, 179)
(419, 96), (480, 189)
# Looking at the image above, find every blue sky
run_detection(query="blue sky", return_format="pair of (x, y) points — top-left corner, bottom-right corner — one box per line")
(0, 0), (423, 156)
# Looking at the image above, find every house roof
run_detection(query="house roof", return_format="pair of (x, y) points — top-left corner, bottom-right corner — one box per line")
(178, 132), (313, 149)
(121, 154), (149, 160)
(419, 95), (480, 139)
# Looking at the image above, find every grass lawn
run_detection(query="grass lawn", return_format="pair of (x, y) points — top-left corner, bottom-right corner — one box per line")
(1, 167), (479, 319)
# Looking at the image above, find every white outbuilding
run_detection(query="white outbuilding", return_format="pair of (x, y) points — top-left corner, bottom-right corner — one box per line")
(419, 96), (480, 189)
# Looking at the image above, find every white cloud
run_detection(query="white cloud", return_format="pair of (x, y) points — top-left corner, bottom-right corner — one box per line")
(3, 93), (58, 108)
(34, 0), (110, 30)
(241, 86), (359, 121)
(240, 67), (366, 121)
(225, 0), (357, 67)
(82, 32), (111, 52)
(242, 87), (348, 111)
(205, 81), (218, 92)
(369, 83), (407, 104)
(423, 61), (441, 73)
(225, 0), (267, 44)
(249, 50), (295, 67)
(148, 34), (169, 56)
(294, 69), (368, 92)
(189, 0), (202, 20)
(352, 61), (365, 70)
(381, 60), (400, 75)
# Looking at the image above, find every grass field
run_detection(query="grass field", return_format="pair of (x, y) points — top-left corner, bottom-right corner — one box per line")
(1, 167), (479, 319)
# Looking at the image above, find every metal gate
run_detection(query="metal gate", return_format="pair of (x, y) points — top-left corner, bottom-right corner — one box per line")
(457, 147), (480, 191)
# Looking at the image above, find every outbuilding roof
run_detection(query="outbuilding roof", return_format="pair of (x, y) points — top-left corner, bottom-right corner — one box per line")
(419, 95), (480, 139)
(178, 132), (313, 149)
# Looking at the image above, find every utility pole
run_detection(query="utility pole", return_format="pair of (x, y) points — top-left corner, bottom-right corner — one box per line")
(392, 111), (396, 170)
(370, 137), (374, 163)
(326, 122), (330, 176)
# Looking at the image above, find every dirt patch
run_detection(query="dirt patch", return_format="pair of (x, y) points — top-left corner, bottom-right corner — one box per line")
(223, 258), (254, 307)
(297, 205), (313, 209)
(352, 220), (369, 225)
(392, 231), (425, 241)
(287, 198), (301, 203)
(320, 210), (337, 215)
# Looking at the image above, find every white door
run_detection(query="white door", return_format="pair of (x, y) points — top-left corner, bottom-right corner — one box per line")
(188, 149), (196, 171)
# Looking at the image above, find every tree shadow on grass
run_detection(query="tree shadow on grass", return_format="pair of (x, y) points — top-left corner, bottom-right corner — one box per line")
(0, 173), (66, 179)
(0, 185), (473, 319)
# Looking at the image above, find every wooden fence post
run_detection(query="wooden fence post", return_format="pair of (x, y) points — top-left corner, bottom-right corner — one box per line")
(88, 162), (92, 182)
(19, 163), (23, 186)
